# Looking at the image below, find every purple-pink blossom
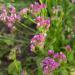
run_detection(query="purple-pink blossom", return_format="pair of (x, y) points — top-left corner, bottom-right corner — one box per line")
(42, 50), (67, 74)
(42, 57), (60, 74)
(48, 50), (54, 56)
(6, 14), (20, 28)
(54, 52), (67, 63)
(37, 19), (50, 31)
(35, 16), (44, 22)
(9, 5), (16, 14)
(31, 34), (45, 43)
(54, 53), (59, 59)
(65, 45), (72, 52)
(59, 52), (66, 61)
(0, 5), (21, 29)
(30, 44), (35, 51)
(19, 8), (28, 16)
(0, 5), (7, 22)
(30, 34), (46, 51)
(30, 2), (46, 15)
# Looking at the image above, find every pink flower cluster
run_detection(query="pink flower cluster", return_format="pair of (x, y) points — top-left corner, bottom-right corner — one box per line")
(0, 5), (7, 22)
(30, 16), (50, 52)
(30, 34), (45, 52)
(35, 16), (50, 33)
(30, 17), (50, 52)
(53, 52), (66, 63)
(48, 50), (66, 63)
(42, 57), (60, 74)
(0, 5), (28, 29)
(65, 45), (72, 52)
(29, 3), (50, 52)
(42, 50), (67, 74)
(0, 5), (21, 29)
(30, 2), (46, 15)
(19, 8), (28, 16)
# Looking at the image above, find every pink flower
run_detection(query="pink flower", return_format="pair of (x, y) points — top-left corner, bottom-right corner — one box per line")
(59, 52), (67, 62)
(30, 2), (46, 14)
(35, 16), (50, 34)
(41, 51), (67, 74)
(40, 4), (46, 9)
(54, 53), (59, 59)
(30, 44), (35, 51)
(30, 34), (46, 51)
(37, 19), (50, 30)
(1, 5), (7, 13)
(0, 5), (7, 22)
(42, 57), (60, 74)
(30, 4), (34, 8)
(6, 16), (14, 28)
(19, 8), (28, 15)
(72, 0), (75, 3)
(65, 45), (72, 52)
(6, 14), (20, 28)
(54, 52), (67, 63)
(48, 50), (54, 55)
(31, 34), (45, 43)
(9, 5), (16, 14)
(15, 15), (21, 21)
(6, 16), (15, 23)
(11, 14), (21, 21)
(6, 22), (13, 28)
(35, 16), (44, 22)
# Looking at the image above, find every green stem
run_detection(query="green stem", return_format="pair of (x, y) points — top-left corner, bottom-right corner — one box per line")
(0, 35), (29, 43)
(24, 15), (36, 23)
(18, 21), (36, 32)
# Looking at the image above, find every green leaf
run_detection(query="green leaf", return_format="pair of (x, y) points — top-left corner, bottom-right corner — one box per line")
(8, 60), (22, 75)
(67, 51), (74, 63)
(4, 39), (14, 45)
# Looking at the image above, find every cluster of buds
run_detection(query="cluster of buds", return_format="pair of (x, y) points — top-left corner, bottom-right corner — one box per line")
(35, 16), (50, 34)
(30, 2), (46, 15)
(30, 34), (46, 52)
(42, 50), (67, 75)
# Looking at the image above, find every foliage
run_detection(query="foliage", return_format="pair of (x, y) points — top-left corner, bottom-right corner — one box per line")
(0, 0), (75, 75)
(8, 60), (22, 75)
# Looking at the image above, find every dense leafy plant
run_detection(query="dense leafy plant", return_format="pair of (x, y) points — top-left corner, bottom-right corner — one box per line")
(0, 0), (74, 75)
